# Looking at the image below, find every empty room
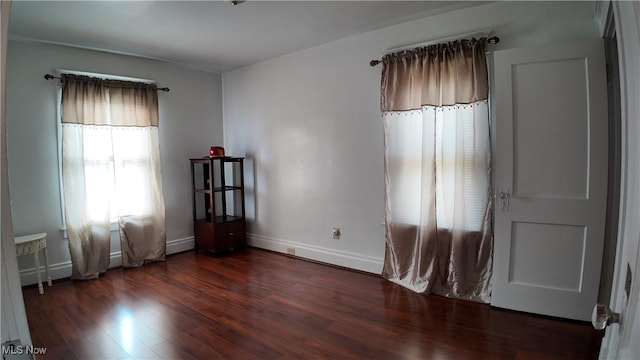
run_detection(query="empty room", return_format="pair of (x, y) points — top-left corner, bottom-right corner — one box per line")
(1, 1), (639, 359)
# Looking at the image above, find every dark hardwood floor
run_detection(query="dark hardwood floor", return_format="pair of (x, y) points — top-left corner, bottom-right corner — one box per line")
(22, 247), (602, 359)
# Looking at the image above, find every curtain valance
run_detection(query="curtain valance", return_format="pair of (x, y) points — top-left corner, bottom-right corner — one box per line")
(61, 74), (159, 127)
(381, 37), (488, 111)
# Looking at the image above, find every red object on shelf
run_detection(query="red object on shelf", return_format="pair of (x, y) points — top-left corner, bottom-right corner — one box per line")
(209, 146), (225, 157)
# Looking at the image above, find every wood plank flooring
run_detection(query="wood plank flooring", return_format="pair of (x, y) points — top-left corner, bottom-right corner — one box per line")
(22, 247), (602, 359)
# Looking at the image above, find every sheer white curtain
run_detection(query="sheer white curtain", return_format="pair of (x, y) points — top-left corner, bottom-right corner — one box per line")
(385, 103), (489, 230)
(382, 39), (493, 302)
(61, 74), (166, 279)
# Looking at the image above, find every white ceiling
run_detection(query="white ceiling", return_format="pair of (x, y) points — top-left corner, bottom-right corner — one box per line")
(8, 1), (482, 73)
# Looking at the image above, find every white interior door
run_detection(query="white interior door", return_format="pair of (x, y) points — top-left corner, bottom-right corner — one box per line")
(491, 39), (608, 321)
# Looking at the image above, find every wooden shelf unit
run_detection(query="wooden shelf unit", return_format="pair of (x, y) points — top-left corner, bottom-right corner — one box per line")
(190, 156), (246, 253)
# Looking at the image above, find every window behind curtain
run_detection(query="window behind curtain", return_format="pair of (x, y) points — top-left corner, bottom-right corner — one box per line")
(80, 121), (156, 222)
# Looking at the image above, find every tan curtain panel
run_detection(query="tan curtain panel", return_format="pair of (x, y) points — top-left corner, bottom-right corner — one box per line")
(381, 38), (492, 303)
(381, 38), (488, 111)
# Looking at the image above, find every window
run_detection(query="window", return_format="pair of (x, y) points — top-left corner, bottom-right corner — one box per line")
(385, 102), (489, 231)
(59, 73), (161, 223)
(79, 124), (157, 222)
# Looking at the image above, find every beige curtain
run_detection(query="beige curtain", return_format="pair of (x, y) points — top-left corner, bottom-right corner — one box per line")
(61, 74), (166, 279)
(381, 38), (492, 302)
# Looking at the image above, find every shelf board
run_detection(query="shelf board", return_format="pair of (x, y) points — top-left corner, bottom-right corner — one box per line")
(194, 216), (243, 224)
(190, 157), (244, 161)
(193, 189), (211, 194)
(213, 186), (243, 192)
(214, 215), (243, 224)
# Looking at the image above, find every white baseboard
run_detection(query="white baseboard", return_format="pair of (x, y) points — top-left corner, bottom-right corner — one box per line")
(166, 236), (195, 255)
(18, 236), (195, 286)
(18, 259), (72, 287)
(247, 233), (383, 274)
(18, 234), (383, 284)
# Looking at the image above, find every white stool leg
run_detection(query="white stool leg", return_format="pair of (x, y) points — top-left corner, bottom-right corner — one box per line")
(34, 252), (43, 295)
(44, 246), (52, 286)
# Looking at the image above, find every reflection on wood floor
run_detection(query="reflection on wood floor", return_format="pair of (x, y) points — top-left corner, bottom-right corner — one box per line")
(22, 247), (602, 359)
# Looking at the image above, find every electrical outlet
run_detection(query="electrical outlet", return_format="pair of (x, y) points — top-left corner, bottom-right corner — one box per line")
(286, 247), (295, 256)
(332, 227), (341, 240)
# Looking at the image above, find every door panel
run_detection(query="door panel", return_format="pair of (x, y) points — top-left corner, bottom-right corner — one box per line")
(492, 40), (608, 321)
(509, 222), (586, 291)
(512, 58), (590, 199)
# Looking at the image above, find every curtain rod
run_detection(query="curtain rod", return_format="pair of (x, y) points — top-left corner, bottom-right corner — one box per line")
(369, 35), (500, 67)
(44, 73), (170, 92)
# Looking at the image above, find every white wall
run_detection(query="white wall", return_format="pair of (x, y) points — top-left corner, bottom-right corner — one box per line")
(6, 41), (223, 284)
(223, 1), (601, 273)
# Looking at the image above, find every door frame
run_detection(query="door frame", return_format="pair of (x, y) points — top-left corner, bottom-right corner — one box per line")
(596, 1), (640, 358)
(1, 0), (32, 346)
(598, 0), (622, 308)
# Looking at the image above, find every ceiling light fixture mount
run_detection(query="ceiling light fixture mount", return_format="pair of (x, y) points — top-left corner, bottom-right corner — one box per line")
(228, 0), (245, 5)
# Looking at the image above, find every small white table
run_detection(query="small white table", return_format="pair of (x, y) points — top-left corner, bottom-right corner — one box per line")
(15, 233), (51, 295)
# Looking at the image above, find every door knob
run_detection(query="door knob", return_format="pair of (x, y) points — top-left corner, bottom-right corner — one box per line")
(592, 303), (620, 330)
(499, 187), (510, 211)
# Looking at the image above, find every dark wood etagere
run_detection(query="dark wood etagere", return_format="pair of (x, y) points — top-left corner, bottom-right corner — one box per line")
(190, 156), (246, 253)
